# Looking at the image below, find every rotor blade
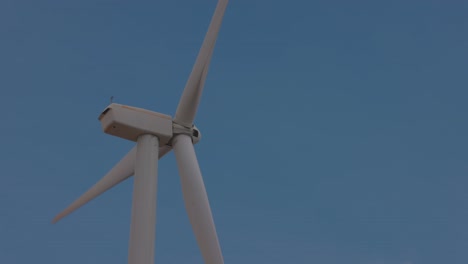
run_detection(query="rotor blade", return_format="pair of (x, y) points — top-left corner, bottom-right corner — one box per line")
(52, 145), (173, 223)
(174, 0), (229, 127)
(172, 134), (223, 264)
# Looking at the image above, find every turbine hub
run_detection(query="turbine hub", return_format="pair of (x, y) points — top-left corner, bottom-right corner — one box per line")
(172, 122), (202, 144)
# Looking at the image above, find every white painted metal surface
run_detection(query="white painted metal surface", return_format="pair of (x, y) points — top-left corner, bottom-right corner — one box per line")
(99, 103), (173, 145)
(128, 134), (160, 264)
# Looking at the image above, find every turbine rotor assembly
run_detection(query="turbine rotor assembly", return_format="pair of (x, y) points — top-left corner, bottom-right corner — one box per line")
(53, 1), (230, 264)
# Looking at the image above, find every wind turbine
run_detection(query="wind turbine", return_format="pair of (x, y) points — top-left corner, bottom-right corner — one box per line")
(52, 1), (229, 263)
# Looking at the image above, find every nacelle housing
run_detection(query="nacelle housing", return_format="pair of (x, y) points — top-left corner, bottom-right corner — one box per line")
(98, 103), (173, 145)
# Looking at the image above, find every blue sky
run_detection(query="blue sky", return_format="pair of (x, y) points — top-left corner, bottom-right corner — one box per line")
(1, 0), (468, 263)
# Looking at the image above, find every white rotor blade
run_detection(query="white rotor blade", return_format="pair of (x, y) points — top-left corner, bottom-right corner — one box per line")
(174, 0), (229, 127)
(172, 134), (223, 264)
(52, 145), (172, 223)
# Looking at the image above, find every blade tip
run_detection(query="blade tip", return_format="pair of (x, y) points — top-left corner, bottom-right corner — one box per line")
(51, 214), (64, 224)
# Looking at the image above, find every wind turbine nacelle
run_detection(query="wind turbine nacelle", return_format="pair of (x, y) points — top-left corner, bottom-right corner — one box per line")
(98, 103), (173, 145)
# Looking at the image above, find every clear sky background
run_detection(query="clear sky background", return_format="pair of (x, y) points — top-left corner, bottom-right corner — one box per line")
(1, 0), (467, 263)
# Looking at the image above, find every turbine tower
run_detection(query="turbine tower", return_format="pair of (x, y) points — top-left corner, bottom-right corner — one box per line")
(52, 1), (229, 263)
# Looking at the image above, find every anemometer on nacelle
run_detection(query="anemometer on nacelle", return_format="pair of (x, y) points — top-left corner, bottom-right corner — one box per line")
(98, 103), (201, 146)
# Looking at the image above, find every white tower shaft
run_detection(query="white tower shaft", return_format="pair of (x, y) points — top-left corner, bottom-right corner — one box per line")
(128, 134), (160, 264)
